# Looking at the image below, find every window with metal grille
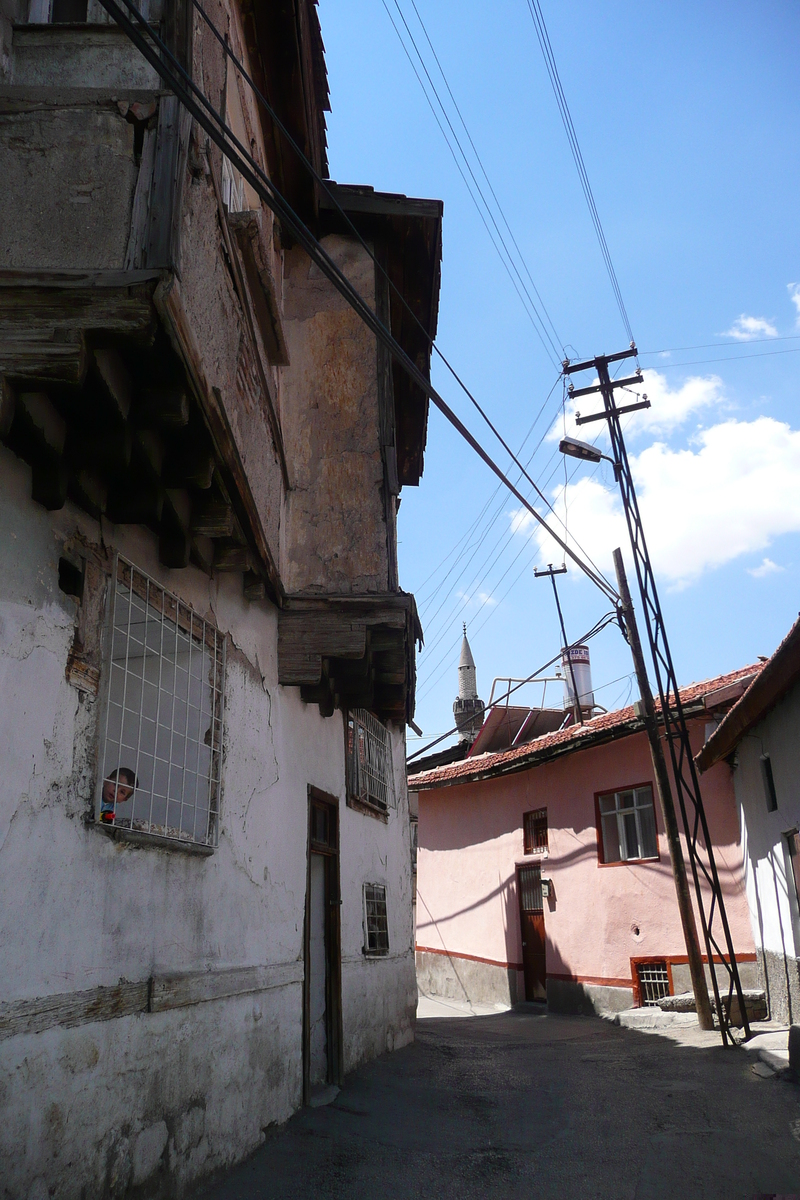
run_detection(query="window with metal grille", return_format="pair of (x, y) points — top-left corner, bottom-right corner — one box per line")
(97, 556), (225, 849)
(636, 961), (671, 1006)
(363, 884), (389, 956)
(346, 709), (395, 812)
(598, 785), (658, 863)
(518, 865), (543, 912)
(523, 807), (548, 855)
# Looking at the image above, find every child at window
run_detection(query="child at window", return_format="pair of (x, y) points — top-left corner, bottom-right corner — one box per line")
(100, 767), (137, 824)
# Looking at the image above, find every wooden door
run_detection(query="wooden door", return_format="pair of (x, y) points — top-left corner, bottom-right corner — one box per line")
(518, 865), (546, 1001)
(304, 788), (342, 1103)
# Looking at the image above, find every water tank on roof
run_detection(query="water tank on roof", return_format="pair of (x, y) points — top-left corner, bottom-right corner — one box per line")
(562, 644), (594, 713)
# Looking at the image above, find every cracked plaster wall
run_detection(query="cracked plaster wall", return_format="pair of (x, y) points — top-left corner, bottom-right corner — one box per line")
(280, 236), (388, 595)
(0, 450), (415, 1197)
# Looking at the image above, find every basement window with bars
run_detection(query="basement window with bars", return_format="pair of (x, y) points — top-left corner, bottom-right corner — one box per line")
(523, 807), (548, 855)
(597, 785), (658, 864)
(636, 961), (671, 1006)
(346, 709), (395, 813)
(96, 556), (225, 849)
(363, 883), (389, 957)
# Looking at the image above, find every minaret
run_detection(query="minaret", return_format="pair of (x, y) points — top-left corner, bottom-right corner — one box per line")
(453, 624), (485, 744)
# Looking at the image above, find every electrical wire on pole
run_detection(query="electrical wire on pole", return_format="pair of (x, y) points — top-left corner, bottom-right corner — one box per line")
(563, 347), (751, 1045)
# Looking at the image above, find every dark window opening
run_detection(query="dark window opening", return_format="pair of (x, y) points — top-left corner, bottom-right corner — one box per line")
(51, 0), (88, 21)
(636, 961), (670, 1006)
(363, 883), (389, 956)
(58, 556), (84, 600)
(760, 754), (778, 812)
(523, 807), (548, 855)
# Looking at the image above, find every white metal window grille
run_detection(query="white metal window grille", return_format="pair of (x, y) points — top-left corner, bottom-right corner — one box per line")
(97, 556), (225, 848)
(598, 786), (657, 863)
(347, 709), (395, 811)
(636, 961), (670, 1006)
(363, 884), (389, 956)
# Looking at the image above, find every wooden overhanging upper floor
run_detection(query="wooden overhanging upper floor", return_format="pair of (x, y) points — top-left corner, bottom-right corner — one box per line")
(318, 184), (443, 489)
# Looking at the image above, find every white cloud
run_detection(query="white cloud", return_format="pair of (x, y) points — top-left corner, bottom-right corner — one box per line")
(748, 557), (784, 578)
(458, 589), (497, 608)
(551, 369), (726, 447)
(723, 314), (778, 341)
(515, 416), (800, 590)
(789, 283), (800, 325)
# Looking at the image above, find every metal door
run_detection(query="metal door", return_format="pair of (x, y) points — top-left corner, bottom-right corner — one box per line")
(518, 864), (546, 1001)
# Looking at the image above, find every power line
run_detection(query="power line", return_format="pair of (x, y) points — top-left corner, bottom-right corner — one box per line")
(98, 0), (619, 605)
(525, 0), (635, 345)
(404, 0), (565, 359)
(641, 333), (800, 354)
(382, 0), (563, 368)
(640, 346), (800, 368)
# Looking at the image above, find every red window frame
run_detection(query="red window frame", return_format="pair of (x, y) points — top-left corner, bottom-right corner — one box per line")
(594, 781), (660, 867)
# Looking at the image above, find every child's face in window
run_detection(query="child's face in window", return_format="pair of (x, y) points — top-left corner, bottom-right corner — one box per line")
(102, 778), (134, 808)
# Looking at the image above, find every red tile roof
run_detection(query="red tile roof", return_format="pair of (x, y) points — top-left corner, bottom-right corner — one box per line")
(408, 663), (762, 791)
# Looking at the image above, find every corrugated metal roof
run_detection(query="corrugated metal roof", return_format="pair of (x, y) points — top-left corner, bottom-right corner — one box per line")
(408, 663), (762, 791)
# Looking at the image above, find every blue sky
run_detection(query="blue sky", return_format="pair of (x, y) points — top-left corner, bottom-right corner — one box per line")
(318, 0), (800, 748)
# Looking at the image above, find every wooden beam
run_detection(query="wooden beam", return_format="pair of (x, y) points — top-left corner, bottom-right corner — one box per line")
(93, 347), (133, 422)
(162, 442), (215, 489)
(134, 385), (190, 430)
(214, 543), (253, 572)
(191, 499), (236, 538)
(243, 571), (266, 602)
(107, 476), (164, 525)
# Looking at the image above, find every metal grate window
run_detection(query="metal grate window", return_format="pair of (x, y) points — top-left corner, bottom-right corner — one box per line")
(636, 961), (671, 1006)
(347, 709), (395, 812)
(363, 883), (389, 956)
(598, 785), (658, 863)
(97, 556), (225, 849)
(518, 865), (543, 912)
(523, 808), (548, 855)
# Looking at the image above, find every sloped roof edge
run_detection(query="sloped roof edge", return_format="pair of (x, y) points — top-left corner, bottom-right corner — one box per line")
(696, 618), (800, 773)
(409, 663), (762, 791)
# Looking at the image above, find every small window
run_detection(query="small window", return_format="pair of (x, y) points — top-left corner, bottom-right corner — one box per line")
(346, 709), (395, 812)
(97, 556), (225, 848)
(523, 807), (548, 855)
(363, 883), (389, 956)
(598, 785), (658, 863)
(760, 754), (778, 812)
(636, 961), (671, 1006)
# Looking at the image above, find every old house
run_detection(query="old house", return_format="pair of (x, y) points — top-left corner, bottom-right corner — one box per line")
(0, 0), (442, 1195)
(409, 645), (760, 1016)
(697, 617), (800, 1023)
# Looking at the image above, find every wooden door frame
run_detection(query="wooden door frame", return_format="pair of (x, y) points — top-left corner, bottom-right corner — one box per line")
(516, 862), (546, 1002)
(303, 785), (343, 1104)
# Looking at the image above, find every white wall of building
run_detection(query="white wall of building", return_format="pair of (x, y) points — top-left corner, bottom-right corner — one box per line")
(0, 452), (415, 1198)
(734, 677), (800, 1023)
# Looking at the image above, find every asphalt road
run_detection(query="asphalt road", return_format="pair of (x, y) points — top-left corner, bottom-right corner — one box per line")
(198, 1009), (800, 1199)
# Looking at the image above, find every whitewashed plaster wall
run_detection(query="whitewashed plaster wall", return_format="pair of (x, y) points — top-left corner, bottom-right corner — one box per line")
(0, 449), (415, 1198)
(733, 678), (800, 1021)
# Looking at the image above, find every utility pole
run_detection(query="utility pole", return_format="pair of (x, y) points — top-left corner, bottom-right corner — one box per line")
(562, 346), (750, 1043)
(613, 549), (714, 1030)
(534, 563), (583, 726)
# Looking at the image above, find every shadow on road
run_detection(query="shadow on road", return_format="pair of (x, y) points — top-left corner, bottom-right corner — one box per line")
(195, 1009), (800, 1200)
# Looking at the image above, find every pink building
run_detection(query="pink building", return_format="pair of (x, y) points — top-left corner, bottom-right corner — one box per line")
(409, 665), (761, 1015)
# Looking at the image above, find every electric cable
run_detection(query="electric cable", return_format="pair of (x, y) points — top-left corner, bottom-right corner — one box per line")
(384, 0), (563, 366)
(525, 0), (634, 346)
(406, 0), (564, 360)
(97, 0), (618, 602)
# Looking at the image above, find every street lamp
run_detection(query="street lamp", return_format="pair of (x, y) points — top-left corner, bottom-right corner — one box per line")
(558, 435), (619, 480)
